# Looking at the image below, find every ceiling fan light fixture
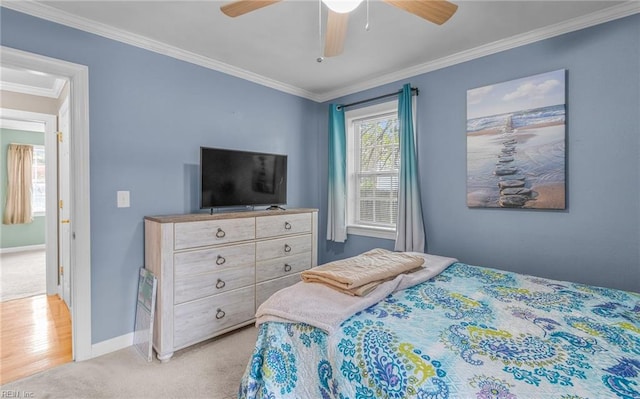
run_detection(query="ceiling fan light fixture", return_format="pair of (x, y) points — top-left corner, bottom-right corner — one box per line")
(322, 0), (363, 14)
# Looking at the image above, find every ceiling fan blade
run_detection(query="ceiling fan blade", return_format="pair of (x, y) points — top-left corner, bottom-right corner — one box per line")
(324, 10), (349, 58)
(220, 0), (281, 17)
(383, 0), (458, 25)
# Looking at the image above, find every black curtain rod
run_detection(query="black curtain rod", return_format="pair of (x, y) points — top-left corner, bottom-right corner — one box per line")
(337, 87), (419, 110)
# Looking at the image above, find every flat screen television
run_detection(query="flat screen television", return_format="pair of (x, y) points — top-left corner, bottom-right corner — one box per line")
(200, 147), (287, 209)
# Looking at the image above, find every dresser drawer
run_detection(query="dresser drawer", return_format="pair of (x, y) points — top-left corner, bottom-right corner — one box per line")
(174, 242), (255, 277)
(174, 286), (255, 349)
(256, 252), (311, 283)
(256, 273), (301, 309)
(174, 218), (255, 250)
(256, 234), (312, 262)
(174, 264), (255, 304)
(256, 212), (312, 239)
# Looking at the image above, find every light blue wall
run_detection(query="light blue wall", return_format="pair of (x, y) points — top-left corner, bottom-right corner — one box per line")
(0, 128), (46, 249)
(1, 8), (321, 343)
(319, 14), (640, 293)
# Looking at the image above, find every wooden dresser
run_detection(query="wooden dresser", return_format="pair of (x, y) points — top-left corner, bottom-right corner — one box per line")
(144, 208), (318, 362)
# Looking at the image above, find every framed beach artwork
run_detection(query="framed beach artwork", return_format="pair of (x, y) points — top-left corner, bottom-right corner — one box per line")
(466, 69), (566, 209)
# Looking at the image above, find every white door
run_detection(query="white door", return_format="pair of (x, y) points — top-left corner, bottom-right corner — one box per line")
(58, 97), (71, 307)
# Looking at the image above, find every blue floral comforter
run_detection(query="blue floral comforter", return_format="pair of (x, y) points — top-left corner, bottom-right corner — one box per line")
(239, 262), (640, 399)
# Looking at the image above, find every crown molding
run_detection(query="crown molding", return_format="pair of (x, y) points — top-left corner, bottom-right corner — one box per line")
(1, 0), (321, 101)
(3, 1), (638, 104)
(317, 1), (640, 102)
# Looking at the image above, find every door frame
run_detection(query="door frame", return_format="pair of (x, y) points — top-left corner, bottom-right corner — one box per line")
(57, 95), (71, 305)
(1, 45), (92, 361)
(0, 108), (58, 296)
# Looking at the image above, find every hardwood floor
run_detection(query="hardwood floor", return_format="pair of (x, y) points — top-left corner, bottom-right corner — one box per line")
(0, 295), (72, 384)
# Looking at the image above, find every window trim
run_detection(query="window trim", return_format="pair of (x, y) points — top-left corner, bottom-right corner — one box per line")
(345, 100), (399, 239)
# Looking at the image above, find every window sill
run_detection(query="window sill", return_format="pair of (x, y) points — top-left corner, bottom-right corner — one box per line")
(347, 225), (396, 240)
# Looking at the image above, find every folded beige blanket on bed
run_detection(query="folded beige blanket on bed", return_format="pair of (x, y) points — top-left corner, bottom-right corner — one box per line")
(256, 252), (458, 334)
(300, 248), (425, 296)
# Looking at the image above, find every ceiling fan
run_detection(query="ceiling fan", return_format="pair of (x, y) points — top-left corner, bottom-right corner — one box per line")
(220, 0), (458, 59)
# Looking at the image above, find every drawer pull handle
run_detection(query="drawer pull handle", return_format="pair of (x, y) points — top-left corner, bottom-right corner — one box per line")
(284, 221), (292, 230)
(284, 244), (292, 253)
(216, 255), (226, 265)
(216, 279), (226, 289)
(284, 264), (292, 272)
(215, 228), (226, 238)
(215, 308), (226, 320)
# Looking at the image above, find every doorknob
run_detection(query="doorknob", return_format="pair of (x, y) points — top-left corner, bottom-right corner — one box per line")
(61, 219), (70, 224)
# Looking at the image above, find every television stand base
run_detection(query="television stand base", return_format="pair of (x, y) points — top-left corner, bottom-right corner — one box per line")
(266, 205), (286, 211)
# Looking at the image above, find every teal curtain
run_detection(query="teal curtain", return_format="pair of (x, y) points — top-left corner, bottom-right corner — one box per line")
(327, 104), (347, 242)
(395, 84), (426, 252)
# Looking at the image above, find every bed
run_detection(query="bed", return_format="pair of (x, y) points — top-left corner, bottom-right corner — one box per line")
(238, 253), (640, 399)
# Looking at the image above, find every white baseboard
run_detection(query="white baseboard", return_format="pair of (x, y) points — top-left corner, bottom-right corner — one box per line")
(91, 332), (133, 359)
(0, 244), (46, 254)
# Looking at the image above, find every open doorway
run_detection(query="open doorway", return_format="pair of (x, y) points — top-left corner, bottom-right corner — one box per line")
(1, 108), (58, 298)
(0, 76), (73, 382)
(1, 46), (92, 367)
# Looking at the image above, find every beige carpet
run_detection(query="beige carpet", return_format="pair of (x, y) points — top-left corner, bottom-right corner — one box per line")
(0, 249), (46, 302)
(1, 324), (260, 398)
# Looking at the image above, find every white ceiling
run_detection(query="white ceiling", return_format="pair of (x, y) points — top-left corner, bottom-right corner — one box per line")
(2, 1), (638, 102)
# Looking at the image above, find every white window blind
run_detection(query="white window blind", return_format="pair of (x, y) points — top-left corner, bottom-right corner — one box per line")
(354, 113), (399, 228)
(32, 145), (46, 215)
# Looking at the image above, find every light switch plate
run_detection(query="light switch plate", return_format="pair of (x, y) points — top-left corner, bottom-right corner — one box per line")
(117, 191), (130, 208)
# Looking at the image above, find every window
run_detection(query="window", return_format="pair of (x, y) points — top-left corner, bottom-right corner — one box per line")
(346, 101), (399, 239)
(32, 145), (45, 216)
